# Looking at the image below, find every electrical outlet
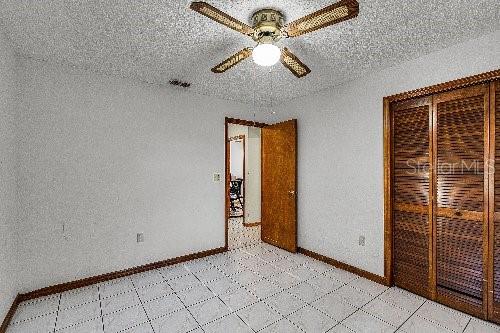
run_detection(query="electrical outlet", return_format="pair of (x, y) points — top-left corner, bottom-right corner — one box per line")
(213, 173), (221, 182)
(137, 233), (144, 243)
(359, 235), (365, 246)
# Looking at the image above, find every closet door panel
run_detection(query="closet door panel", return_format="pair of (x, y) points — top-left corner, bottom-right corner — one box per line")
(436, 216), (483, 299)
(435, 84), (489, 318)
(392, 97), (432, 297)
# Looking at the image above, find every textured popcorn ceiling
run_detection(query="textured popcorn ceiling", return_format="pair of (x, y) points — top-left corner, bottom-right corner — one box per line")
(0, 0), (498, 105)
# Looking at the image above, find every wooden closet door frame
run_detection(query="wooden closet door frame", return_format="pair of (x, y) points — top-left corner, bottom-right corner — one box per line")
(432, 84), (490, 319)
(430, 95), (437, 300)
(489, 81), (498, 321)
(383, 69), (500, 289)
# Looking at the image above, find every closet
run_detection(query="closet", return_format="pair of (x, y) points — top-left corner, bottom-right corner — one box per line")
(389, 74), (500, 322)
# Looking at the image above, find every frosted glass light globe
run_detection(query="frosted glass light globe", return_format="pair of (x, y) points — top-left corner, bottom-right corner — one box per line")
(252, 44), (281, 67)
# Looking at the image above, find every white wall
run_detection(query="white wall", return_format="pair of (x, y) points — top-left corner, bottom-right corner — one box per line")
(15, 58), (270, 292)
(228, 124), (261, 223)
(0, 31), (19, 319)
(275, 29), (500, 276)
(246, 127), (261, 223)
(229, 138), (245, 179)
(228, 124), (248, 141)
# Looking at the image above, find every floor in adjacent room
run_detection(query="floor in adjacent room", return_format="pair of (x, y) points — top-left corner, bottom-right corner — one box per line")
(6, 243), (500, 333)
(228, 217), (261, 250)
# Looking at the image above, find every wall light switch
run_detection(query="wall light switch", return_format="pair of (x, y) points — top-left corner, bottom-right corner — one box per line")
(137, 233), (144, 243)
(213, 173), (222, 182)
(359, 235), (365, 246)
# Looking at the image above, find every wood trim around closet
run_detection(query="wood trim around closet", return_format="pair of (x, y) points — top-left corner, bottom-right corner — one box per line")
(383, 98), (393, 286)
(430, 95), (438, 300)
(484, 84), (492, 318)
(383, 69), (500, 296)
(488, 81), (497, 320)
(386, 69), (500, 103)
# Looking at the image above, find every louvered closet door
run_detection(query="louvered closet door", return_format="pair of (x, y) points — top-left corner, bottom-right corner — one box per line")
(434, 84), (489, 318)
(392, 97), (432, 297)
(491, 80), (500, 323)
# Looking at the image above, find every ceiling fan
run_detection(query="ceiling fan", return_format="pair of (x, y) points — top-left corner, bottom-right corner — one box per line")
(190, 0), (359, 78)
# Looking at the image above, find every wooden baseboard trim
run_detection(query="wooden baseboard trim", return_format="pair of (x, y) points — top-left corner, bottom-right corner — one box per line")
(243, 221), (261, 227)
(1, 294), (22, 333)
(19, 247), (225, 302)
(297, 247), (389, 286)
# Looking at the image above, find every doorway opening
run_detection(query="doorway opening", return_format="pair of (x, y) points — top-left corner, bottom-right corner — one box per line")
(226, 121), (262, 249)
(225, 117), (298, 252)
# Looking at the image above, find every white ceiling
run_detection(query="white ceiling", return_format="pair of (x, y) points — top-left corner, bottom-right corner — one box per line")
(0, 0), (499, 105)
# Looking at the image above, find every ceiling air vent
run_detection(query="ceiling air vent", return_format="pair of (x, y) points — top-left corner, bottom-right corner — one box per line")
(169, 79), (191, 88)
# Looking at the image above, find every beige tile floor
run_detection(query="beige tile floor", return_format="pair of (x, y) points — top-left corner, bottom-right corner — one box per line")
(7, 243), (500, 333)
(228, 217), (261, 250)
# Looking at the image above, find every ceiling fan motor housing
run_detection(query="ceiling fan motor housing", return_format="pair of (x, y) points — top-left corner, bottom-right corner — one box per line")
(251, 9), (285, 44)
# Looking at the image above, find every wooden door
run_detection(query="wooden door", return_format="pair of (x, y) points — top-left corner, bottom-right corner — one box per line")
(391, 97), (433, 297)
(434, 84), (490, 318)
(261, 119), (297, 252)
(490, 80), (500, 323)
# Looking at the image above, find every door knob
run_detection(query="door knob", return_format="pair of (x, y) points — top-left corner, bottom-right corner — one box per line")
(288, 190), (296, 197)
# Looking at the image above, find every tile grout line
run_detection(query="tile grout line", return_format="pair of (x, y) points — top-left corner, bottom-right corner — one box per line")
(370, 288), (418, 311)
(338, 287), (405, 330)
(130, 278), (157, 333)
(229, 246), (301, 332)
(461, 318), (472, 333)
(51, 293), (62, 333)
(190, 262), (258, 332)
(202, 245), (292, 331)
(166, 269), (208, 333)
(97, 285), (105, 333)
(45, 287), (104, 332)
(393, 300), (427, 332)
(220, 297), (257, 332)
(325, 282), (388, 331)
(410, 300), (472, 333)
(275, 271), (375, 332)
(240, 245), (354, 330)
(233, 245), (329, 332)
(265, 252), (364, 330)
(154, 267), (207, 331)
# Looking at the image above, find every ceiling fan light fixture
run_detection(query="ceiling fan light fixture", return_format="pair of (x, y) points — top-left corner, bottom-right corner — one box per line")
(190, 1), (360, 77)
(252, 44), (281, 67)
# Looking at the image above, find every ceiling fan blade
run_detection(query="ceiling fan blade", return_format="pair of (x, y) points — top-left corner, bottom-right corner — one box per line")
(281, 48), (311, 78)
(285, 0), (359, 37)
(190, 2), (254, 36)
(211, 48), (253, 73)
